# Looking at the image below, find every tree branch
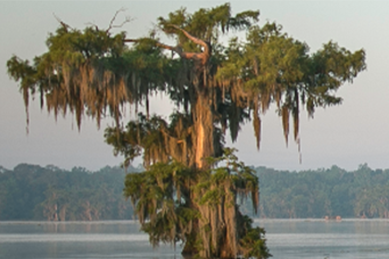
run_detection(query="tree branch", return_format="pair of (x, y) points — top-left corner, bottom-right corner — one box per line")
(170, 25), (209, 53)
(124, 25), (210, 65)
(106, 8), (133, 33)
(171, 25), (210, 64)
(53, 13), (72, 32)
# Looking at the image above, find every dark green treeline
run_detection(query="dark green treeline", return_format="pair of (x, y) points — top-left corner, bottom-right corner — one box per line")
(0, 164), (140, 221)
(254, 164), (389, 219)
(1, 163), (389, 220)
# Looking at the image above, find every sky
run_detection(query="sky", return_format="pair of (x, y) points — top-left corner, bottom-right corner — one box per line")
(1, 0), (388, 172)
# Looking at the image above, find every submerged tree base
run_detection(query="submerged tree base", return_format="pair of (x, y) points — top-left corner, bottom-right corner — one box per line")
(124, 148), (271, 259)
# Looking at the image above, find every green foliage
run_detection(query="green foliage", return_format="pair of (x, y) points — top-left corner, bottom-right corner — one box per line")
(124, 160), (197, 246)
(240, 216), (271, 259)
(216, 22), (366, 144)
(199, 148), (259, 212)
(158, 3), (259, 48)
(7, 24), (171, 129)
(105, 112), (213, 168)
(123, 149), (270, 258)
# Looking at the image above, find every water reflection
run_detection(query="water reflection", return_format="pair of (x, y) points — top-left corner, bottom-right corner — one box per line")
(1, 219), (389, 259)
(257, 219), (389, 259)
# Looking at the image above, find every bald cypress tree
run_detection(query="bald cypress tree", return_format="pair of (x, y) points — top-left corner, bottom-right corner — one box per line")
(7, 4), (365, 258)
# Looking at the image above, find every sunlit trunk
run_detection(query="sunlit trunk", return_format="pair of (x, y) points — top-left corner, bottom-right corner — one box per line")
(194, 94), (214, 169)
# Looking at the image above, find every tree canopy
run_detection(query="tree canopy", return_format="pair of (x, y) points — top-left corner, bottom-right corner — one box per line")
(7, 3), (365, 169)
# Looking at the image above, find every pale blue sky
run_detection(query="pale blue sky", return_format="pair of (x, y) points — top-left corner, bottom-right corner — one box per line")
(1, 1), (388, 171)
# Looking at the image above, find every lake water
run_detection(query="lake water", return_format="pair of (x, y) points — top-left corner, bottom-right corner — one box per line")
(1, 219), (389, 259)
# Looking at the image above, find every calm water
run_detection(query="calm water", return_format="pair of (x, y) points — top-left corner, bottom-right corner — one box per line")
(1, 219), (389, 259)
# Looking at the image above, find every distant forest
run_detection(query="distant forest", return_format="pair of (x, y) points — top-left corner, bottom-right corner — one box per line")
(0, 164), (140, 221)
(1, 163), (389, 220)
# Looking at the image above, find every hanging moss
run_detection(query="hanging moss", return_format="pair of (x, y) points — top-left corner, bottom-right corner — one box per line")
(124, 148), (270, 259)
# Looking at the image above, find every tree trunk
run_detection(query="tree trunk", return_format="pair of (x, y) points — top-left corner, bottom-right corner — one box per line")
(53, 204), (58, 221)
(194, 91), (214, 169)
(59, 205), (67, 221)
(186, 75), (243, 258)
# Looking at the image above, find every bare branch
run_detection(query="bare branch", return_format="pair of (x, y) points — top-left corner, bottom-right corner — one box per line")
(107, 7), (126, 30)
(123, 39), (139, 43)
(53, 13), (72, 32)
(106, 8), (133, 33)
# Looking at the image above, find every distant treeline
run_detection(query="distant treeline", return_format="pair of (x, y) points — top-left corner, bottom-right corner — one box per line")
(0, 164), (140, 221)
(1, 163), (389, 220)
(255, 164), (389, 219)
